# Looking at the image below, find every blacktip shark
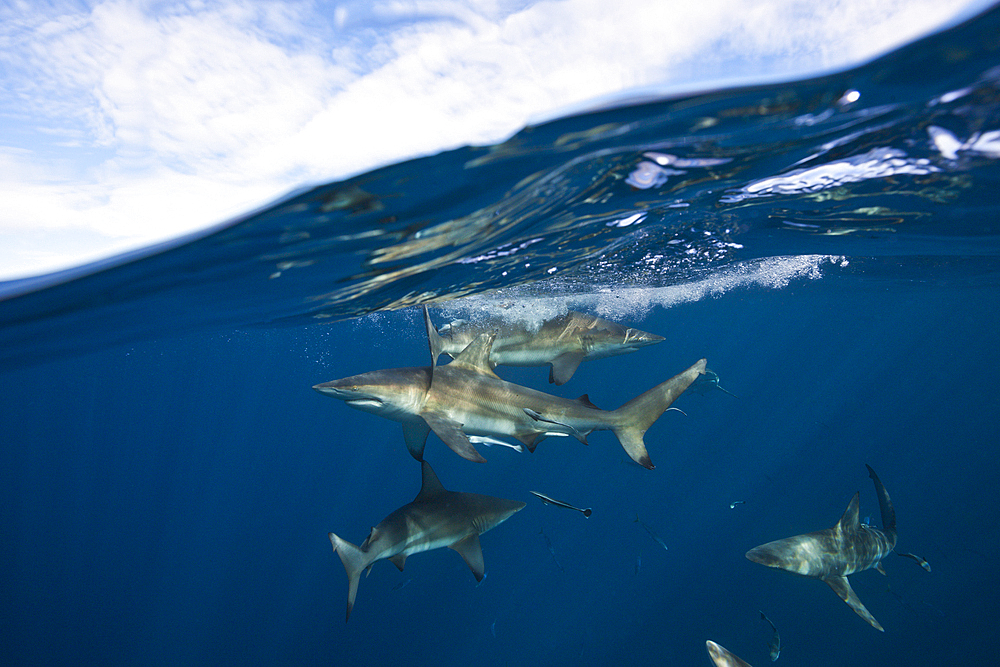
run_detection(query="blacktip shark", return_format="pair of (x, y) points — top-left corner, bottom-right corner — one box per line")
(313, 306), (705, 468)
(706, 640), (753, 667)
(426, 309), (665, 384)
(745, 465), (906, 632)
(328, 460), (525, 621)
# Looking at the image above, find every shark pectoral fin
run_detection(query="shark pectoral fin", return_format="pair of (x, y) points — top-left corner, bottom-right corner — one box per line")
(826, 575), (884, 632)
(876, 562), (887, 576)
(449, 533), (485, 581)
(389, 553), (407, 571)
(329, 532), (368, 623)
(422, 413), (487, 463)
(549, 351), (585, 385)
(403, 422), (431, 461)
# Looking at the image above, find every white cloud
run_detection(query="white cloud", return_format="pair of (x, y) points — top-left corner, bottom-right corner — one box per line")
(0, 0), (991, 279)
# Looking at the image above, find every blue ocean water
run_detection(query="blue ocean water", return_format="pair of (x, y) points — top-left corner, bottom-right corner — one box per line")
(2, 6), (999, 666)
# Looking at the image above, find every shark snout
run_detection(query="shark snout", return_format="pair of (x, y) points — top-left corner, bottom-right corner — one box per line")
(624, 328), (665, 348)
(312, 380), (350, 397)
(745, 544), (781, 567)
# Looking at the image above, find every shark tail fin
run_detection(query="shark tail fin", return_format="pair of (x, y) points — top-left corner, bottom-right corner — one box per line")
(866, 464), (897, 544)
(329, 532), (369, 622)
(610, 359), (706, 469)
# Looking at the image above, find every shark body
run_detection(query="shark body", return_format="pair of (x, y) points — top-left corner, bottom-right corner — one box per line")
(314, 308), (705, 469)
(328, 460), (525, 621)
(427, 309), (664, 384)
(745, 465), (898, 631)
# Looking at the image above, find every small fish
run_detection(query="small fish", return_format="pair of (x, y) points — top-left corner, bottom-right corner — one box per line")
(530, 490), (592, 518)
(390, 578), (412, 591)
(635, 552), (642, 576)
(467, 435), (525, 453)
(686, 369), (738, 398)
(634, 514), (669, 552)
(539, 528), (564, 572)
(491, 620), (497, 638)
(759, 611), (781, 661)
(730, 500), (746, 509)
(896, 551), (932, 572)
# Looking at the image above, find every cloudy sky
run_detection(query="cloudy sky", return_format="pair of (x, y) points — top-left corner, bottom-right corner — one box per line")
(0, 0), (992, 280)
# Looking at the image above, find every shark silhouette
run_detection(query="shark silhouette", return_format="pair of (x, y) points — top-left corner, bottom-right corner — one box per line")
(746, 465), (903, 631)
(328, 460), (525, 621)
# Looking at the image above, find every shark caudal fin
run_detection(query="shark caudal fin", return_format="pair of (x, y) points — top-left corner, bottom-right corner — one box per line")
(610, 358), (706, 469)
(866, 464), (897, 545)
(329, 532), (371, 622)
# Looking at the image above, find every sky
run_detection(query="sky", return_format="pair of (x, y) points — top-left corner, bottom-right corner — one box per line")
(0, 0), (994, 280)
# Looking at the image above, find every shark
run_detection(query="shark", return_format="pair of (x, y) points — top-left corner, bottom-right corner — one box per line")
(426, 309), (665, 384)
(313, 306), (705, 469)
(706, 640), (753, 667)
(328, 460), (525, 621)
(745, 465), (900, 632)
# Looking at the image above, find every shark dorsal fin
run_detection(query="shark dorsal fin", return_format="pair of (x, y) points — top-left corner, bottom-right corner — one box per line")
(837, 492), (861, 533)
(415, 460), (448, 501)
(446, 332), (499, 377)
(424, 305), (447, 374)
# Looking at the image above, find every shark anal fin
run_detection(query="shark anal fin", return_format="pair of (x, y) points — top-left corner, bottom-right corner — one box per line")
(449, 533), (485, 581)
(422, 413), (487, 463)
(549, 351), (585, 385)
(389, 553), (407, 571)
(403, 421), (431, 461)
(825, 575), (884, 632)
